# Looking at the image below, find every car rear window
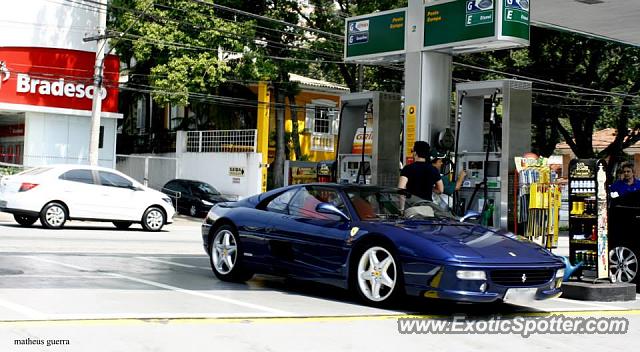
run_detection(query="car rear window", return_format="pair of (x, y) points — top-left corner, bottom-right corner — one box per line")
(59, 169), (95, 184)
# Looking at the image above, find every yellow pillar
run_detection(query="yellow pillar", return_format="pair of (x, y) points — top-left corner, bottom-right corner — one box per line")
(257, 81), (270, 193)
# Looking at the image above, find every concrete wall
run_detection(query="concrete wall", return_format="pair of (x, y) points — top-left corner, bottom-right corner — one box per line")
(177, 153), (262, 199)
(0, 0), (104, 52)
(23, 112), (116, 168)
(116, 154), (177, 191)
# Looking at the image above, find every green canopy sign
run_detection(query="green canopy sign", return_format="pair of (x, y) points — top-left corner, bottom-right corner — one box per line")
(344, 9), (406, 62)
(423, 0), (529, 54)
(342, 1), (529, 62)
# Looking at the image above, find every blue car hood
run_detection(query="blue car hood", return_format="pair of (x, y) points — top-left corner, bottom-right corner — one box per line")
(362, 219), (560, 265)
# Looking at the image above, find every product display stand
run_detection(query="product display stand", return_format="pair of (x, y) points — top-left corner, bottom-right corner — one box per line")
(514, 156), (561, 249)
(568, 159), (609, 281)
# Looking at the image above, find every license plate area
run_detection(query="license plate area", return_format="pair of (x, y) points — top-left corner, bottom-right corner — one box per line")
(503, 287), (537, 304)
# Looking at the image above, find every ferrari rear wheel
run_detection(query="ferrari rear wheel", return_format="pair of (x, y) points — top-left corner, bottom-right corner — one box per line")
(209, 225), (253, 282)
(353, 245), (401, 306)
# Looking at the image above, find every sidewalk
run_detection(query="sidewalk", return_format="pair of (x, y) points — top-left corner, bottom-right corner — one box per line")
(0, 211), (202, 225)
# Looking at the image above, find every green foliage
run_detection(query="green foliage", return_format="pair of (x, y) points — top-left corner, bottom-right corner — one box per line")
(110, 0), (258, 106)
(0, 166), (23, 176)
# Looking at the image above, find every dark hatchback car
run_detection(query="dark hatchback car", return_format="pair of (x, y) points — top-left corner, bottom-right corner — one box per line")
(608, 190), (640, 288)
(162, 179), (229, 217)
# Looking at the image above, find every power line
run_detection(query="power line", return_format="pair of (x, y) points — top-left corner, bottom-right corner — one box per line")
(453, 62), (640, 99)
(188, 0), (344, 40)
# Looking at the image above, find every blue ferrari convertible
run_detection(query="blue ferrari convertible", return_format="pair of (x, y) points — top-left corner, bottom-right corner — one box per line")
(201, 184), (564, 306)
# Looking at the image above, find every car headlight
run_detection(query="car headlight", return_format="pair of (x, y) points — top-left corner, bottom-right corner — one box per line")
(162, 197), (173, 206)
(456, 270), (486, 280)
(202, 200), (214, 206)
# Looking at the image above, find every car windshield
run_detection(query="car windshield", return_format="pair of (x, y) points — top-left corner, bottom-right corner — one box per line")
(346, 189), (455, 221)
(195, 182), (220, 196)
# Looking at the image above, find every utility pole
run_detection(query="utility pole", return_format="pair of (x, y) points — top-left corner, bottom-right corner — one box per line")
(88, 0), (108, 166)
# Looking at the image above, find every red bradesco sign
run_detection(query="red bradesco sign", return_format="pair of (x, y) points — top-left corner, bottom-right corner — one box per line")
(0, 47), (119, 113)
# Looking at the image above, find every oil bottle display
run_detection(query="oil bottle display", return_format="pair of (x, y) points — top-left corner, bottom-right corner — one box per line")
(568, 159), (609, 280)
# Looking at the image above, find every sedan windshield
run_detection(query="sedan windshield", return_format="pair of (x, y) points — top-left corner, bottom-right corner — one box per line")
(346, 189), (455, 221)
(195, 182), (220, 196)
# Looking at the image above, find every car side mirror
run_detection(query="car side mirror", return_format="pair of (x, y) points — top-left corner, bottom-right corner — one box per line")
(460, 211), (481, 223)
(316, 202), (350, 221)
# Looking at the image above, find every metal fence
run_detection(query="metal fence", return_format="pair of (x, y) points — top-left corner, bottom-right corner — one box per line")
(186, 129), (257, 153)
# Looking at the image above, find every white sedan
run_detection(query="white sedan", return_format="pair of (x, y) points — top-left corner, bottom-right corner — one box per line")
(0, 165), (175, 231)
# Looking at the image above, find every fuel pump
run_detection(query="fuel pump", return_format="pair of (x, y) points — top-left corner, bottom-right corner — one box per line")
(337, 92), (402, 186)
(453, 80), (532, 230)
(463, 90), (500, 226)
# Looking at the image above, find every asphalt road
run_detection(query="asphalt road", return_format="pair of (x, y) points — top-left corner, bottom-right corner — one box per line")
(0, 214), (638, 351)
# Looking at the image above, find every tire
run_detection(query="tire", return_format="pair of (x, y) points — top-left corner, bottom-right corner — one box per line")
(113, 221), (133, 230)
(609, 246), (638, 285)
(209, 225), (253, 282)
(40, 202), (67, 229)
(14, 214), (38, 227)
(350, 243), (404, 307)
(189, 205), (198, 217)
(141, 207), (165, 232)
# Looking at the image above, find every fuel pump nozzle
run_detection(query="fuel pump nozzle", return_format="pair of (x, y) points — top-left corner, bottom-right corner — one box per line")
(356, 100), (373, 184)
(452, 91), (467, 215)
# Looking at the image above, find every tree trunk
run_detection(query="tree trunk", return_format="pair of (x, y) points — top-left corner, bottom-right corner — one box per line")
(272, 86), (286, 188)
(288, 94), (302, 159)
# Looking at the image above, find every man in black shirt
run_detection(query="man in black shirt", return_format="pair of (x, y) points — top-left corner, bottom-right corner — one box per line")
(398, 141), (443, 201)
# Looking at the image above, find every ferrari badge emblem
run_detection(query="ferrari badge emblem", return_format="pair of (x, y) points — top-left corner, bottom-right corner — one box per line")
(521, 274), (527, 283)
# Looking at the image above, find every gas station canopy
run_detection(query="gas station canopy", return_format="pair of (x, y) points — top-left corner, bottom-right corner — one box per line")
(533, 0), (640, 47)
(344, 0), (640, 63)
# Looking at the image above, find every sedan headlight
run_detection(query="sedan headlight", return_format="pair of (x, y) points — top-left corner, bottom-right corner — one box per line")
(202, 200), (214, 206)
(456, 270), (486, 280)
(162, 197), (173, 206)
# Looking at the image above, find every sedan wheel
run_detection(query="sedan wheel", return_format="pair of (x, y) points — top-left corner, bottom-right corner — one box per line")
(354, 245), (400, 305)
(141, 207), (165, 232)
(209, 225), (253, 282)
(40, 202), (67, 229)
(14, 214), (38, 227)
(609, 246), (638, 283)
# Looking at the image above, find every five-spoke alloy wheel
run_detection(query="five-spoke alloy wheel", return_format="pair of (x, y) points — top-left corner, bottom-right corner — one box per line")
(209, 225), (252, 282)
(354, 245), (401, 306)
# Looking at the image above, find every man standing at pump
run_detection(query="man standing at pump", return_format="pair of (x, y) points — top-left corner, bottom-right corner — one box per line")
(398, 141), (443, 201)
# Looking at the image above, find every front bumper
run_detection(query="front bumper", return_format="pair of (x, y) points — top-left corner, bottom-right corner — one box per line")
(403, 261), (564, 303)
(202, 223), (212, 254)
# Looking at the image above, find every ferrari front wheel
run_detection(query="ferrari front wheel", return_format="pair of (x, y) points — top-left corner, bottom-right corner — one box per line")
(353, 244), (402, 306)
(209, 225), (253, 282)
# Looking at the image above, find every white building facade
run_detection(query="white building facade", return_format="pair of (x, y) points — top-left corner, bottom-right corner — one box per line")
(0, 0), (121, 167)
